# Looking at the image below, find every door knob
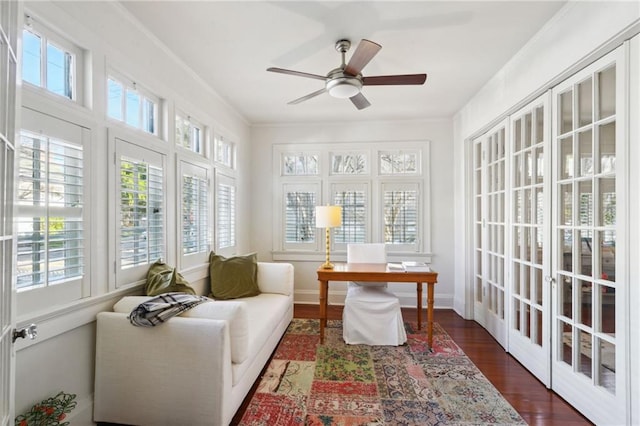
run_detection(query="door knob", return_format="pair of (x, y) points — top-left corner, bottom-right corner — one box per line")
(12, 324), (37, 343)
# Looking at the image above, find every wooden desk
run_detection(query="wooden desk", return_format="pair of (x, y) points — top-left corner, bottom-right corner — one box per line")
(317, 263), (438, 347)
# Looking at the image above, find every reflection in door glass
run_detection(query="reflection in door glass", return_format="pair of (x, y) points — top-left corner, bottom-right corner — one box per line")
(578, 279), (593, 328)
(578, 77), (593, 127)
(598, 65), (616, 119)
(561, 321), (573, 366)
(560, 136), (573, 179)
(599, 230), (615, 282)
(598, 338), (616, 394)
(560, 275), (573, 318)
(599, 285), (615, 335)
(599, 122), (616, 174)
(579, 329), (593, 379)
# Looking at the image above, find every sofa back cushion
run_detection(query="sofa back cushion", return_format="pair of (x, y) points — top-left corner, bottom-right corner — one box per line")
(113, 296), (249, 364)
(209, 252), (260, 300)
(146, 260), (196, 296)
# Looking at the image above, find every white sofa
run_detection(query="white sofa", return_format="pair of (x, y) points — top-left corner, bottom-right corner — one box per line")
(93, 262), (294, 426)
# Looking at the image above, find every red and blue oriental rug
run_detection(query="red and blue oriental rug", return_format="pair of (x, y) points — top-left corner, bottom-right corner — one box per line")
(238, 319), (525, 425)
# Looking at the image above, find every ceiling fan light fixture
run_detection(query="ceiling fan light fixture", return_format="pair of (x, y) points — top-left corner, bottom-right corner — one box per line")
(326, 77), (361, 99)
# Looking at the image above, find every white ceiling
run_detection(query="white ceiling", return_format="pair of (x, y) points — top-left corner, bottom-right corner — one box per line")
(120, 1), (566, 125)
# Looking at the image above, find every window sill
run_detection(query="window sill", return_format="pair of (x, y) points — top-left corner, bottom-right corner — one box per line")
(15, 285), (143, 351)
(271, 250), (433, 264)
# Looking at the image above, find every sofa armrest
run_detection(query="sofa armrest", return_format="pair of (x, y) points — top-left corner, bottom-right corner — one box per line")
(94, 312), (232, 426)
(257, 262), (294, 295)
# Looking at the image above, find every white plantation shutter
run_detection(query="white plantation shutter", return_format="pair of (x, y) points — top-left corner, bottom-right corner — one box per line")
(15, 107), (90, 313)
(216, 174), (236, 252)
(16, 131), (84, 289)
(332, 183), (368, 248)
(119, 157), (164, 269)
(382, 182), (420, 251)
(283, 183), (319, 250)
(115, 139), (165, 286)
(179, 159), (210, 268)
(182, 176), (208, 254)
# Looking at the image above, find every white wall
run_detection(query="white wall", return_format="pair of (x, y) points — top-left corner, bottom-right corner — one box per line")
(249, 119), (455, 308)
(14, 2), (251, 422)
(452, 0), (640, 317)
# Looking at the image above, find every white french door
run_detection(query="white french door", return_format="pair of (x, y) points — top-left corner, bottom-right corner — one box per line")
(471, 45), (630, 424)
(550, 46), (627, 425)
(473, 119), (508, 348)
(507, 93), (552, 386)
(0, 1), (18, 424)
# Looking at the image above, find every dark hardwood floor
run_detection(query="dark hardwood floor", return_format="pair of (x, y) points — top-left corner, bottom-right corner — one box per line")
(232, 305), (591, 425)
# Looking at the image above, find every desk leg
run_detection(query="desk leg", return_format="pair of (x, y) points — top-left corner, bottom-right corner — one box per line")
(319, 280), (328, 344)
(428, 282), (435, 349)
(416, 282), (423, 330)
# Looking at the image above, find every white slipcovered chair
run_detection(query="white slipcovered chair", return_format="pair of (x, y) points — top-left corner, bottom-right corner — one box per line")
(343, 243), (407, 345)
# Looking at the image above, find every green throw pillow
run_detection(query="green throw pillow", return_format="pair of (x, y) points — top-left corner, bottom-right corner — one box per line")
(209, 252), (260, 300)
(145, 260), (196, 296)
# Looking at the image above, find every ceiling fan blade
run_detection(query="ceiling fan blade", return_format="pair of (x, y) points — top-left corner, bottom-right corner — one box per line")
(267, 67), (326, 81)
(344, 39), (381, 76)
(363, 74), (427, 86)
(288, 88), (327, 105)
(350, 92), (371, 110)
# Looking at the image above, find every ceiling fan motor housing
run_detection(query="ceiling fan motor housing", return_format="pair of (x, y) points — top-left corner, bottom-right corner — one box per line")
(326, 68), (362, 98)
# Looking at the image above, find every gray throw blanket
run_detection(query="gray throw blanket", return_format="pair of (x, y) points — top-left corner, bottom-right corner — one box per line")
(129, 292), (211, 327)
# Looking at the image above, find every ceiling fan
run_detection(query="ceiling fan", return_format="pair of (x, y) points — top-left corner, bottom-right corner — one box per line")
(267, 39), (427, 110)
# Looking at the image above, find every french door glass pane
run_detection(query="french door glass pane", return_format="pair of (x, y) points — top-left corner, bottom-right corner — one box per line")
(578, 77), (593, 127)
(560, 136), (573, 179)
(560, 91), (573, 134)
(598, 122), (616, 174)
(598, 66), (616, 119)
(578, 130), (593, 176)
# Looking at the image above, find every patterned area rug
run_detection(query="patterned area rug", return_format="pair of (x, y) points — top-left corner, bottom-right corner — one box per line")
(239, 319), (526, 425)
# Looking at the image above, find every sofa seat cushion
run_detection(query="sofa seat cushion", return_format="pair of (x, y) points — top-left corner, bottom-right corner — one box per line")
(113, 296), (249, 364)
(230, 293), (292, 386)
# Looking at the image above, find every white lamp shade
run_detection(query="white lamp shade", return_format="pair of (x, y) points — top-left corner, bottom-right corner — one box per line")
(315, 205), (342, 228)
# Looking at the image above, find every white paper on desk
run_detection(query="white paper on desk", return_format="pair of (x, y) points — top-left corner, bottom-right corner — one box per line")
(386, 263), (404, 271)
(401, 261), (430, 272)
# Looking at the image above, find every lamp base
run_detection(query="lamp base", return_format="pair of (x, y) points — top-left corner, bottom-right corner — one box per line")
(320, 261), (335, 269)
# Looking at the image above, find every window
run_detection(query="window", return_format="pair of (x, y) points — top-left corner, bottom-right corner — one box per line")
(382, 182), (420, 251)
(216, 174), (236, 254)
(379, 150), (420, 174)
(273, 142), (429, 258)
(107, 72), (158, 135)
(15, 108), (89, 312)
(332, 183), (368, 247)
(282, 153), (318, 176)
(114, 140), (165, 286)
(176, 111), (203, 154)
(214, 134), (235, 169)
(283, 183), (320, 250)
(21, 14), (84, 102)
(16, 131), (84, 288)
(330, 152), (368, 175)
(179, 159), (210, 268)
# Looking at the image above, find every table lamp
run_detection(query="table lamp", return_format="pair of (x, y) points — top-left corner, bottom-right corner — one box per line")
(315, 205), (342, 269)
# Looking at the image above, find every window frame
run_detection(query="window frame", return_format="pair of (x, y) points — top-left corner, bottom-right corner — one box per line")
(175, 108), (205, 156)
(109, 134), (167, 289)
(16, 108), (91, 314)
(273, 141), (431, 261)
(215, 172), (237, 257)
(330, 181), (370, 251)
(214, 133), (236, 170)
(106, 68), (160, 137)
(177, 156), (211, 270)
(21, 12), (85, 104)
(380, 180), (422, 253)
